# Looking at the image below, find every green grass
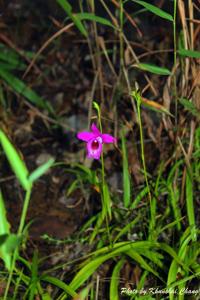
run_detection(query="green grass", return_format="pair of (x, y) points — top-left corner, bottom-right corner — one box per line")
(0, 0), (199, 299)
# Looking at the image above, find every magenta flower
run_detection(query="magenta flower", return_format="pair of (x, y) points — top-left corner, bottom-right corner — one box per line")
(77, 123), (116, 160)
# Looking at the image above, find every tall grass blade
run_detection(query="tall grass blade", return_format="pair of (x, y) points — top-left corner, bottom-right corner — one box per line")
(121, 129), (131, 207)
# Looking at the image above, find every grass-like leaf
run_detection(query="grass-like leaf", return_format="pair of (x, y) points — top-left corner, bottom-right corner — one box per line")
(0, 129), (31, 191)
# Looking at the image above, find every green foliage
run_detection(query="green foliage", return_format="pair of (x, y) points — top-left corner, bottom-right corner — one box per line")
(0, 0), (199, 298)
(0, 130), (55, 296)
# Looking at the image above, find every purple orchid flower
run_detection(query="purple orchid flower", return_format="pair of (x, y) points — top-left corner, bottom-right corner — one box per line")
(77, 123), (116, 160)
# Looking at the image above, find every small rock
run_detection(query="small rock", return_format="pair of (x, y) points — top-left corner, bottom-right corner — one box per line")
(108, 172), (123, 192)
(36, 153), (55, 166)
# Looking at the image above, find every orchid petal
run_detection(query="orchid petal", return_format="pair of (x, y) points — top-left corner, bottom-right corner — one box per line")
(101, 134), (116, 144)
(77, 132), (95, 142)
(91, 123), (101, 135)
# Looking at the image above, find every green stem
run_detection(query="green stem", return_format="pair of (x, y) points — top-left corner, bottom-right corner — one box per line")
(97, 108), (112, 246)
(134, 91), (151, 203)
(18, 188), (32, 235)
(119, 0), (124, 76)
(4, 188), (31, 299)
(173, 0), (177, 126)
(133, 91), (154, 239)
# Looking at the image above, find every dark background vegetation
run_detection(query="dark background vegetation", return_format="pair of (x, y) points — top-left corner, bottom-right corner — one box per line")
(0, 0), (200, 299)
